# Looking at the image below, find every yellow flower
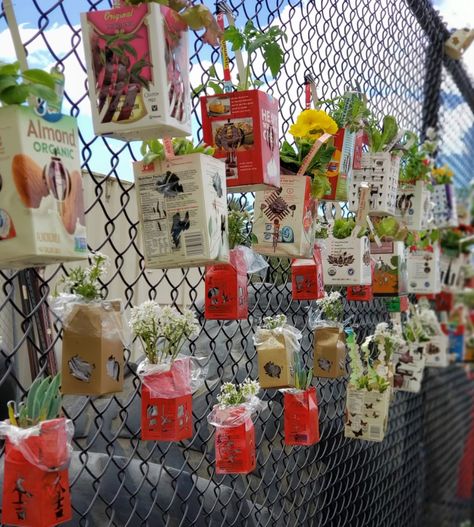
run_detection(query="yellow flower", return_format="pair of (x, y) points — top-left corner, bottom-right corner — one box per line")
(288, 122), (306, 138)
(297, 109), (338, 136)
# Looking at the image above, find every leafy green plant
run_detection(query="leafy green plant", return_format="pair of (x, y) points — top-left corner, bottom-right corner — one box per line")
(140, 137), (214, 165)
(227, 197), (255, 249)
(399, 135), (435, 184)
(365, 114), (398, 153)
(331, 217), (367, 239)
(294, 355), (313, 390)
(316, 292), (344, 323)
(216, 379), (260, 406)
(224, 20), (286, 91)
(319, 92), (370, 133)
(0, 61), (57, 106)
(8, 374), (62, 428)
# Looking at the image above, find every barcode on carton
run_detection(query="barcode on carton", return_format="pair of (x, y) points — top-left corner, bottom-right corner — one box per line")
(369, 425), (381, 439)
(184, 232), (204, 257)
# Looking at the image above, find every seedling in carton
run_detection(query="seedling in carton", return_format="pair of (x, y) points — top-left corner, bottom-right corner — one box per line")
(140, 137), (215, 165)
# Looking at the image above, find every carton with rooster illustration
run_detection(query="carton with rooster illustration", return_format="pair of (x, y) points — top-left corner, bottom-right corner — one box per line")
(395, 181), (431, 230)
(344, 386), (390, 442)
(392, 342), (426, 393)
(252, 174), (316, 258)
(322, 235), (372, 286)
(201, 90), (280, 192)
(133, 153), (229, 268)
(406, 245), (441, 294)
(371, 241), (407, 296)
(81, 3), (191, 141)
(0, 105), (87, 268)
(256, 332), (295, 389)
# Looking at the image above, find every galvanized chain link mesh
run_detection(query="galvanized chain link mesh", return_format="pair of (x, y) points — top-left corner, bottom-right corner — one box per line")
(0, 0), (474, 526)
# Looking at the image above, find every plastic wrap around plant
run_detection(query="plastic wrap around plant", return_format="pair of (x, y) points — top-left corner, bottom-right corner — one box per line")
(0, 418), (73, 472)
(207, 396), (265, 428)
(253, 320), (302, 356)
(233, 245), (269, 277)
(137, 355), (207, 397)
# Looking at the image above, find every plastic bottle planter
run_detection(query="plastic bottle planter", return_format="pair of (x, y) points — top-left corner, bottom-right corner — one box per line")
(395, 181), (431, 230)
(211, 407), (256, 474)
(205, 248), (248, 320)
(425, 334), (449, 368)
(321, 128), (356, 202)
(393, 343), (426, 393)
(435, 291), (454, 313)
(61, 301), (124, 395)
(313, 326), (346, 378)
(431, 184), (459, 229)
(0, 106), (87, 269)
(344, 386), (390, 442)
(407, 245), (441, 294)
(291, 245), (325, 301)
(134, 153), (229, 269)
(349, 153), (400, 216)
(252, 175), (316, 258)
(440, 253), (466, 291)
(257, 333), (295, 389)
(371, 241), (408, 297)
(81, 4), (191, 141)
(1, 419), (72, 527)
(141, 358), (193, 441)
(347, 260), (375, 302)
(200, 90), (280, 192)
(322, 235), (371, 286)
(442, 324), (465, 362)
(283, 387), (320, 446)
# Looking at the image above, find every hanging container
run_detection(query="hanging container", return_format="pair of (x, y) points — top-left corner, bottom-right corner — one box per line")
(283, 387), (320, 446)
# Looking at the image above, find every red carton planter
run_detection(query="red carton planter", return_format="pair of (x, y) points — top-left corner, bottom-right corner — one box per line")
(291, 245), (325, 301)
(436, 291), (454, 313)
(214, 415), (256, 475)
(201, 90), (280, 192)
(284, 387), (320, 446)
(347, 260), (375, 302)
(2, 419), (72, 527)
(205, 248), (248, 320)
(141, 358), (193, 441)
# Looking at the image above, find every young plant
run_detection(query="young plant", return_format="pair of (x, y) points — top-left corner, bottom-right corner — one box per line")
(261, 313), (287, 330)
(372, 217), (408, 242)
(129, 300), (199, 364)
(331, 217), (366, 239)
(140, 137), (214, 165)
(216, 379), (260, 407)
(404, 308), (431, 344)
(294, 354), (313, 390)
(314, 219), (329, 239)
(399, 134), (436, 184)
(0, 61), (57, 106)
(365, 114), (398, 153)
(224, 20), (287, 91)
(316, 292), (344, 323)
(7, 374), (62, 429)
(432, 164), (454, 184)
(319, 91), (370, 133)
(227, 197), (255, 249)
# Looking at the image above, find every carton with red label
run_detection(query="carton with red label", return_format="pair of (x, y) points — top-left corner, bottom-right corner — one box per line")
(284, 387), (320, 446)
(291, 245), (325, 301)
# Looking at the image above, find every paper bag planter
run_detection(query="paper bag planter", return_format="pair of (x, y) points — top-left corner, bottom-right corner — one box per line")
(61, 301), (124, 395)
(395, 181), (431, 230)
(283, 387), (320, 446)
(392, 343), (426, 393)
(431, 184), (459, 229)
(424, 334), (450, 368)
(256, 332), (295, 389)
(313, 325), (347, 378)
(134, 153), (229, 269)
(1, 419), (72, 527)
(371, 241), (407, 296)
(0, 105), (87, 268)
(81, 3), (191, 141)
(322, 235), (372, 286)
(407, 245), (441, 294)
(141, 358), (193, 441)
(252, 174), (316, 258)
(200, 90), (280, 192)
(321, 127), (356, 202)
(205, 248), (248, 320)
(291, 245), (325, 301)
(344, 386), (391, 442)
(349, 153), (400, 216)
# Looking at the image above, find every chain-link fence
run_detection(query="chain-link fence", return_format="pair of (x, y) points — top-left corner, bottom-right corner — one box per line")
(0, 0), (474, 526)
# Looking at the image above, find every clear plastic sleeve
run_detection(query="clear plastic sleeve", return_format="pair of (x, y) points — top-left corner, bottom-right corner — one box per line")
(253, 322), (302, 355)
(233, 245), (269, 278)
(0, 417), (74, 472)
(207, 396), (265, 428)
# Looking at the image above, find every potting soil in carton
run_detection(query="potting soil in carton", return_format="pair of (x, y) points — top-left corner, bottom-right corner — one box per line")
(313, 325), (347, 378)
(283, 387), (320, 446)
(81, 3), (191, 141)
(407, 245), (441, 294)
(0, 105), (87, 268)
(371, 241), (407, 296)
(134, 153), (228, 268)
(201, 90), (280, 192)
(395, 181), (431, 230)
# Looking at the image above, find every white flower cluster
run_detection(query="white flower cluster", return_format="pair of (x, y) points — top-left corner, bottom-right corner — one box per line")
(316, 291), (343, 322)
(261, 314), (287, 330)
(216, 379), (260, 407)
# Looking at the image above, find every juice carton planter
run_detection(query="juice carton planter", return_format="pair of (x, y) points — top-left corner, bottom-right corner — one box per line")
(322, 235), (371, 286)
(435, 291), (454, 313)
(440, 254), (466, 290)
(201, 90), (279, 192)
(61, 301), (124, 395)
(371, 241), (407, 296)
(212, 407), (256, 474)
(344, 387), (390, 442)
(442, 324), (465, 362)
(425, 334), (449, 368)
(349, 152), (400, 216)
(2, 419), (72, 527)
(141, 358), (193, 441)
(257, 333), (295, 389)
(407, 246), (441, 294)
(393, 343), (426, 393)
(431, 183), (458, 228)
(0, 106), (87, 268)
(284, 387), (320, 446)
(313, 326), (346, 378)
(134, 153), (228, 269)
(81, 4), (191, 141)
(321, 128), (356, 202)
(205, 248), (248, 320)
(347, 260), (375, 301)
(395, 181), (431, 230)
(252, 175), (316, 258)
(291, 245), (325, 301)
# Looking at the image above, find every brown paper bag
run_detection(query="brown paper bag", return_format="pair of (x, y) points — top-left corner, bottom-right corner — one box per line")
(257, 332), (295, 389)
(61, 300), (124, 395)
(313, 326), (346, 378)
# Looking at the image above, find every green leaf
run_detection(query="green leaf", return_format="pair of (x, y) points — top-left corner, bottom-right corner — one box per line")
(0, 61), (20, 76)
(28, 84), (58, 104)
(0, 84), (30, 105)
(31, 377), (51, 421)
(380, 115), (398, 150)
(7, 401), (17, 426)
(262, 41), (283, 77)
(0, 75), (19, 95)
(22, 68), (55, 89)
(122, 42), (138, 58)
(208, 64), (218, 78)
(26, 376), (43, 419)
(208, 81), (224, 94)
(47, 396), (61, 420)
(224, 26), (245, 51)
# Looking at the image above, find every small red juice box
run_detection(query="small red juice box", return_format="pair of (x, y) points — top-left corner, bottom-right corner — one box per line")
(284, 387), (320, 446)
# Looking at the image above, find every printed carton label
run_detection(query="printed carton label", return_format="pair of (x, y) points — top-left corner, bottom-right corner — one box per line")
(345, 388), (390, 442)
